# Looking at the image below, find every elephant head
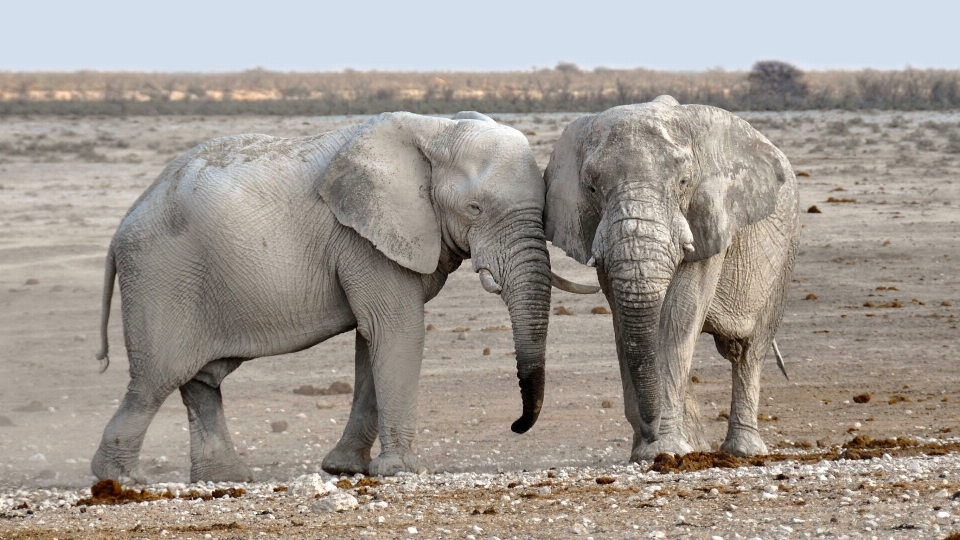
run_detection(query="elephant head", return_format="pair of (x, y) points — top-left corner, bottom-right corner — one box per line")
(319, 111), (589, 434)
(543, 97), (789, 442)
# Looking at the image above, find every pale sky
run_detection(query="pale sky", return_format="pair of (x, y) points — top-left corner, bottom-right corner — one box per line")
(1, 0), (957, 72)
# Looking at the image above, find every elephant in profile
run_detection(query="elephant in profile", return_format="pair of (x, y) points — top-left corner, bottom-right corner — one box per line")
(544, 96), (800, 460)
(93, 111), (592, 483)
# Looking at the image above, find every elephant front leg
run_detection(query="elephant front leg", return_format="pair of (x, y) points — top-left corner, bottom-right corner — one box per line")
(366, 324), (426, 476)
(322, 335), (379, 475)
(637, 259), (721, 461)
(180, 359), (252, 482)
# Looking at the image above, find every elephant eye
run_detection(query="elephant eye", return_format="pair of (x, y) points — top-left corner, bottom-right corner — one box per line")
(468, 202), (482, 216)
(587, 186), (598, 194)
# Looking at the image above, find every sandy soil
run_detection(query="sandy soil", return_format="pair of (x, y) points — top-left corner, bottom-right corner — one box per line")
(1, 110), (959, 538)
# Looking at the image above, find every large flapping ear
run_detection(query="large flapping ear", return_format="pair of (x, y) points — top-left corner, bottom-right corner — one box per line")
(319, 112), (449, 274)
(543, 114), (598, 265)
(684, 105), (790, 260)
(451, 111), (495, 123)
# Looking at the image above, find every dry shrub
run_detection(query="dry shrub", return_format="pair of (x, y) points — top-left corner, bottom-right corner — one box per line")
(889, 394), (911, 404)
(804, 293), (818, 301)
(554, 306), (574, 315)
(595, 476), (616, 484)
(796, 171), (810, 177)
(853, 393), (872, 403)
(807, 205), (822, 214)
(690, 375), (701, 384)
(826, 197), (857, 203)
(591, 306), (610, 314)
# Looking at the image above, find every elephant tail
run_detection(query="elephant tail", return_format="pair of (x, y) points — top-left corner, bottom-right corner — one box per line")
(772, 339), (788, 380)
(95, 241), (116, 373)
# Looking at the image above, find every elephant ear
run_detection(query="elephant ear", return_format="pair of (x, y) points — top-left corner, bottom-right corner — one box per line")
(451, 111), (495, 123)
(319, 112), (446, 274)
(544, 114), (597, 265)
(685, 106), (789, 260)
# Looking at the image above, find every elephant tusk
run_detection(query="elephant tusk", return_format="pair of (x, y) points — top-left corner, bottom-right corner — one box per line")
(478, 269), (502, 295)
(682, 243), (695, 253)
(550, 271), (600, 294)
(586, 256), (597, 267)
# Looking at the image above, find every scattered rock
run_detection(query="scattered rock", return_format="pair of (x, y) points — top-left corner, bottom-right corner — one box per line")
(315, 400), (335, 409)
(290, 473), (330, 498)
(14, 400), (47, 412)
(889, 394), (911, 405)
(601, 400), (613, 408)
(294, 381), (353, 396)
(457, 332), (467, 340)
(943, 301), (954, 307)
(853, 393), (871, 403)
(595, 476), (615, 484)
(482, 347), (491, 356)
(312, 492), (358, 513)
(271, 420), (289, 433)
(554, 306), (574, 315)
(807, 205), (821, 213)
(691, 375), (701, 384)
(24, 278), (39, 285)
(804, 293), (818, 300)
(590, 306), (610, 314)
(426, 324), (436, 331)
(36, 469), (57, 480)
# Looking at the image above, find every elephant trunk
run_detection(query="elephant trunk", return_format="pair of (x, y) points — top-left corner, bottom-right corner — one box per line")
(491, 212), (551, 434)
(601, 222), (676, 442)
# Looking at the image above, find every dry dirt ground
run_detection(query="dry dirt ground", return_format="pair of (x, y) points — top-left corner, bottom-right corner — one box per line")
(0, 110), (959, 539)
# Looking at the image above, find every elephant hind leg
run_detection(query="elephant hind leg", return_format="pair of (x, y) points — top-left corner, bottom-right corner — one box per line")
(92, 377), (170, 485)
(323, 334), (378, 475)
(716, 335), (768, 457)
(180, 358), (252, 483)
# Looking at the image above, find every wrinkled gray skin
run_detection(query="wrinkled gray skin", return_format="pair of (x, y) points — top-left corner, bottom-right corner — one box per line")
(544, 96), (800, 460)
(93, 111), (559, 483)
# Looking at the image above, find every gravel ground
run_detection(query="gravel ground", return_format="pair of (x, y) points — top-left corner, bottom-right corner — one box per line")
(3, 445), (960, 539)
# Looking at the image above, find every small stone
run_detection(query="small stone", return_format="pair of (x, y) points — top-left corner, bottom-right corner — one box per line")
(937, 511), (951, 519)
(28, 453), (45, 462)
(24, 278), (39, 285)
(271, 420), (288, 433)
(601, 400), (613, 409)
(312, 492), (358, 513)
(290, 473), (329, 497)
(482, 347), (491, 355)
(406, 526), (418, 535)
(569, 523), (589, 535)
(647, 532), (665, 539)
(458, 332), (467, 340)
(591, 306), (610, 314)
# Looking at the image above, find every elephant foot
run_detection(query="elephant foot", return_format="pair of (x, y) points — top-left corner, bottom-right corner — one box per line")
(92, 449), (148, 485)
(631, 433), (695, 462)
(321, 446), (372, 476)
(720, 429), (768, 457)
(369, 452), (424, 477)
(190, 455), (253, 483)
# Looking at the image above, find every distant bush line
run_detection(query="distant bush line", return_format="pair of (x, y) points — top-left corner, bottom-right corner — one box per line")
(2, 63), (960, 116)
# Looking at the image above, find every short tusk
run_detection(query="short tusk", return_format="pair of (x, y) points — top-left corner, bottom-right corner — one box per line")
(682, 243), (695, 253)
(478, 269), (502, 295)
(550, 271), (600, 294)
(586, 256), (597, 267)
